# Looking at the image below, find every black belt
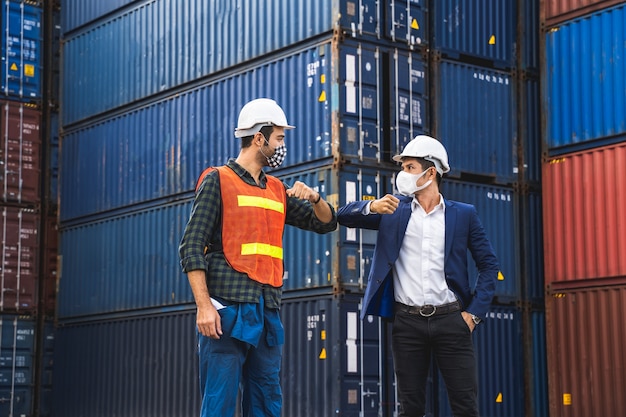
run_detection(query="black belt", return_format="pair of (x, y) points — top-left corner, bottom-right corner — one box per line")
(395, 301), (461, 317)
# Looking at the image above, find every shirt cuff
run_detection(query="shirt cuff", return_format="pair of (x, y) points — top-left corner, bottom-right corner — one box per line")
(363, 201), (372, 215)
(180, 255), (207, 273)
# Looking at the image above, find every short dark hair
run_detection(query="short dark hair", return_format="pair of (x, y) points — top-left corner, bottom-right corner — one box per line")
(416, 157), (443, 186)
(240, 125), (274, 149)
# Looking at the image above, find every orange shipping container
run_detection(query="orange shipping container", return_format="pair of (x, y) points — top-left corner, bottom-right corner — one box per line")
(542, 142), (626, 284)
(546, 278), (626, 417)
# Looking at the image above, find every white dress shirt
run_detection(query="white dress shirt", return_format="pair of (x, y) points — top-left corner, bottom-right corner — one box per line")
(391, 195), (457, 307)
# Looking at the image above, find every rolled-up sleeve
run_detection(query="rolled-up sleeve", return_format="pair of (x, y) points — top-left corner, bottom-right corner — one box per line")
(179, 172), (221, 272)
(285, 195), (337, 234)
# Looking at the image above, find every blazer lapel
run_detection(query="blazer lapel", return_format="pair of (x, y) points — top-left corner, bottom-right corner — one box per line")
(444, 199), (456, 262)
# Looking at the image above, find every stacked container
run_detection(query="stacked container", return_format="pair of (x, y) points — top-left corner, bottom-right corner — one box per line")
(0, 1), (57, 416)
(54, 1), (546, 416)
(426, 1), (547, 416)
(541, 2), (626, 417)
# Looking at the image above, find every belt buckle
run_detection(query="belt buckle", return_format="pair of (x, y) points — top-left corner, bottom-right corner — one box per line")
(419, 305), (436, 317)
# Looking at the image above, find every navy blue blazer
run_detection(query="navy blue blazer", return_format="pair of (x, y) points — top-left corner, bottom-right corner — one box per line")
(337, 195), (499, 320)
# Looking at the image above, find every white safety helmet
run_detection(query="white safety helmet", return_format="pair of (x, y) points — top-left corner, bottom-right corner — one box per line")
(392, 135), (451, 174)
(234, 98), (295, 138)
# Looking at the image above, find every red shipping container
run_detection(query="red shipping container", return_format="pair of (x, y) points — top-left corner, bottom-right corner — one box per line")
(0, 206), (39, 312)
(542, 142), (626, 283)
(546, 278), (626, 417)
(543, 0), (624, 27)
(0, 100), (41, 204)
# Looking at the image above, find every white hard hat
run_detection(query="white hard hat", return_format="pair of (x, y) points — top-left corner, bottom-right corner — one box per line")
(234, 98), (295, 138)
(392, 135), (451, 174)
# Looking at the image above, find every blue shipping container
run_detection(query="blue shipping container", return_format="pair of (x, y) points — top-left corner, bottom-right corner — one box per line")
(0, 315), (36, 417)
(57, 200), (194, 319)
(435, 305), (525, 417)
(434, 60), (517, 183)
(386, 0), (428, 46)
(280, 292), (399, 417)
(441, 180), (519, 301)
(61, 0), (426, 125)
(545, 3), (626, 152)
(277, 164), (397, 292)
(433, 0), (517, 68)
(1, 1), (42, 101)
(52, 310), (200, 417)
(59, 39), (427, 221)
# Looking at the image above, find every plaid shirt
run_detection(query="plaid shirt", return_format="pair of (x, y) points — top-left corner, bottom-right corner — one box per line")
(179, 159), (337, 309)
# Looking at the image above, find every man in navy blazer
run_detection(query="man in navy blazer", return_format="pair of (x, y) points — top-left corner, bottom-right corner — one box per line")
(337, 135), (499, 417)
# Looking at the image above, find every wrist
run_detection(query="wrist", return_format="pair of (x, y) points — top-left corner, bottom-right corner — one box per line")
(313, 194), (321, 204)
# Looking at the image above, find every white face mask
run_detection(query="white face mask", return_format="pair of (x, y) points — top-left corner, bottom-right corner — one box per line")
(395, 169), (432, 196)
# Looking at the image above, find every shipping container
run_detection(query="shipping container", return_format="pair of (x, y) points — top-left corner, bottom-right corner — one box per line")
(544, 3), (626, 153)
(0, 100), (41, 204)
(52, 309), (200, 417)
(542, 0), (624, 27)
(56, 199), (193, 319)
(59, 38), (427, 221)
(542, 142), (626, 283)
(386, 0), (427, 46)
(1, 206), (39, 313)
(280, 292), (397, 417)
(61, 0), (430, 125)
(0, 315), (36, 417)
(57, 164), (393, 317)
(545, 279), (626, 417)
(277, 164), (396, 292)
(441, 180), (544, 303)
(435, 305), (525, 416)
(432, 0), (517, 68)
(433, 59), (517, 184)
(1, 0), (42, 101)
(60, 0), (138, 34)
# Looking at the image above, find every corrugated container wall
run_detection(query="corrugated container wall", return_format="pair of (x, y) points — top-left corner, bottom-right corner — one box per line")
(277, 165), (396, 292)
(1, 1), (42, 102)
(542, 142), (626, 284)
(59, 39), (427, 222)
(61, 0), (427, 126)
(0, 315), (37, 417)
(432, 0), (517, 68)
(435, 305), (525, 416)
(433, 60), (517, 184)
(542, 0), (624, 26)
(546, 280), (626, 417)
(52, 310), (200, 417)
(544, 3), (626, 153)
(280, 293), (396, 417)
(60, 0), (137, 33)
(56, 200), (193, 319)
(1, 100), (41, 204)
(442, 180), (544, 303)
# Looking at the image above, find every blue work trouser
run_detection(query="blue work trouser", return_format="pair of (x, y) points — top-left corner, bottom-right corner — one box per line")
(197, 301), (283, 417)
(392, 309), (479, 417)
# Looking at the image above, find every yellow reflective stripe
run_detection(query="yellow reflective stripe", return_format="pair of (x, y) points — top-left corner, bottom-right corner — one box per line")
(240, 243), (283, 259)
(237, 195), (284, 213)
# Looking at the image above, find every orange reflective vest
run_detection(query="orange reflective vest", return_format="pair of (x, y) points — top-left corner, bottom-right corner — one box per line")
(196, 166), (286, 287)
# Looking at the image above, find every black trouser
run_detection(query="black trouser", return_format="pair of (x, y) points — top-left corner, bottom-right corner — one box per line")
(392, 306), (479, 417)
